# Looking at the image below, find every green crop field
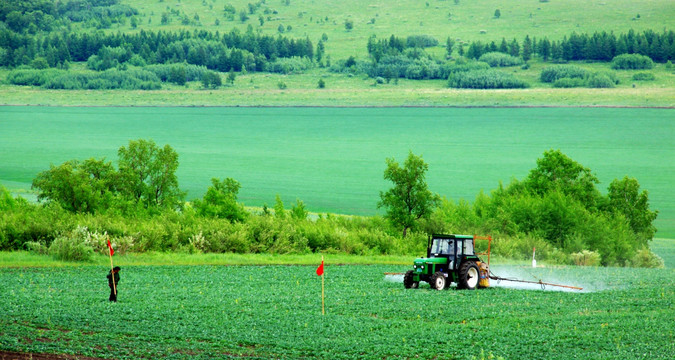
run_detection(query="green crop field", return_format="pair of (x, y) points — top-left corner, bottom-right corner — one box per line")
(1, 106), (673, 237)
(1, 250), (674, 359)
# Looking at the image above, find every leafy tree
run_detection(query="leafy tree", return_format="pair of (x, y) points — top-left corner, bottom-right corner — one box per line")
(291, 199), (308, 220)
(605, 176), (658, 243)
(445, 37), (455, 57)
(378, 151), (440, 237)
(32, 158), (116, 213)
(274, 194), (286, 218)
(317, 78), (325, 88)
(192, 178), (247, 222)
(117, 139), (184, 209)
(523, 149), (601, 209)
(494, 9), (501, 19)
(344, 19), (353, 31)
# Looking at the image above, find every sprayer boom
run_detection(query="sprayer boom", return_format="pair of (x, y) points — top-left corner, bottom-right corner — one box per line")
(489, 275), (583, 291)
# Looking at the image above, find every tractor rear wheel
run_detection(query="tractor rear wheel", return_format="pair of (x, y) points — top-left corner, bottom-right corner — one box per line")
(430, 271), (447, 290)
(403, 270), (419, 289)
(458, 261), (479, 290)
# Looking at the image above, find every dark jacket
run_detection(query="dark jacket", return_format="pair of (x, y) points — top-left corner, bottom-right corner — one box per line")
(107, 271), (120, 288)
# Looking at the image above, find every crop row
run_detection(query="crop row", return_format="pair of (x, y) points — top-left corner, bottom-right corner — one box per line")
(1, 264), (673, 359)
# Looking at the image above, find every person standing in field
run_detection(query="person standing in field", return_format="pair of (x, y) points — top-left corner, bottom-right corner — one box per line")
(107, 266), (121, 302)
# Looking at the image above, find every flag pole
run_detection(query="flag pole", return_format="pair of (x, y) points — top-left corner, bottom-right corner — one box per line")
(321, 255), (325, 316)
(108, 236), (116, 296)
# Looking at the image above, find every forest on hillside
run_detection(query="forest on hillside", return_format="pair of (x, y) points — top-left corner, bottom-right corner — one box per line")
(1, 0), (674, 90)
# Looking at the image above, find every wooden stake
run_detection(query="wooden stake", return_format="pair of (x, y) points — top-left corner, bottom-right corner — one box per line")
(108, 237), (116, 296)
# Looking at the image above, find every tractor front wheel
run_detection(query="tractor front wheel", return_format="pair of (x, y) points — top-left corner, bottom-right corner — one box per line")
(430, 271), (447, 290)
(458, 261), (479, 290)
(403, 270), (419, 289)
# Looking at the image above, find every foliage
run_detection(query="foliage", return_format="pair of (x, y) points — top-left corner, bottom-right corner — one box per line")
(192, 178), (247, 222)
(378, 151), (440, 237)
(611, 53), (654, 70)
(448, 69), (529, 89)
(570, 250), (601, 266)
(478, 52), (524, 67)
(405, 35), (439, 48)
(552, 77), (586, 88)
(48, 227), (94, 262)
(32, 158), (117, 213)
(264, 56), (314, 74)
(540, 65), (589, 83)
(631, 72), (655, 81)
(117, 139), (184, 210)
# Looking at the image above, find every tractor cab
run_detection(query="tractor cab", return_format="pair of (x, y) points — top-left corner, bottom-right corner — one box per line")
(405, 234), (486, 291)
(427, 234), (475, 270)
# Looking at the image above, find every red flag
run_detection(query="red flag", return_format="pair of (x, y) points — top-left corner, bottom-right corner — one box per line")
(316, 260), (324, 276)
(107, 239), (114, 256)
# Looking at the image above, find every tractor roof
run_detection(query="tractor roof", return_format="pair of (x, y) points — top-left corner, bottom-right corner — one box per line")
(432, 234), (474, 240)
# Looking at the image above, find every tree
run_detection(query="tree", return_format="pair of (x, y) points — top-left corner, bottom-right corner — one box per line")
(291, 199), (308, 220)
(344, 19), (354, 31)
(494, 9), (501, 19)
(523, 149), (601, 209)
(606, 176), (658, 244)
(117, 139), (184, 209)
(32, 158), (116, 213)
(378, 151), (440, 237)
(445, 37), (455, 57)
(193, 178), (247, 222)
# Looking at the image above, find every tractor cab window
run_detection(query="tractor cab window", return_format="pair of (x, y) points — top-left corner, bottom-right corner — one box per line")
(463, 240), (474, 256)
(431, 239), (454, 257)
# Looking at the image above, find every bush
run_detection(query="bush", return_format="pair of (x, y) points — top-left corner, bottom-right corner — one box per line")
(586, 73), (616, 88)
(632, 72), (655, 81)
(406, 35), (439, 48)
(570, 250), (602, 266)
(611, 54), (654, 70)
(629, 248), (664, 268)
(49, 230), (94, 262)
(264, 56), (314, 74)
(540, 65), (588, 83)
(43, 69), (162, 90)
(478, 52), (524, 67)
(6, 69), (65, 86)
(448, 69), (529, 89)
(552, 78), (586, 88)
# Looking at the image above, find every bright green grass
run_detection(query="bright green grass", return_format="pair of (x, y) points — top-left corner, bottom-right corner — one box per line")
(115, 0), (675, 60)
(1, 106), (673, 237)
(1, 263), (673, 359)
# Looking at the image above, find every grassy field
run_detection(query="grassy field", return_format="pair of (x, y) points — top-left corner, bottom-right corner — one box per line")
(1, 243), (673, 359)
(1, 106), (673, 237)
(1, 0), (675, 107)
(118, 0), (675, 59)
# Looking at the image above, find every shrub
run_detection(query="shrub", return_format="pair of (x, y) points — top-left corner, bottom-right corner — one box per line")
(629, 248), (664, 268)
(611, 53), (654, 70)
(570, 250), (601, 266)
(406, 35), (439, 48)
(264, 56), (314, 74)
(552, 78), (586, 88)
(448, 69), (529, 89)
(6, 69), (65, 86)
(540, 65), (588, 83)
(632, 72), (655, 81)
(478, 52), (524, 67)
(586, 73), (616, 88)
(49, 229), (94, 262)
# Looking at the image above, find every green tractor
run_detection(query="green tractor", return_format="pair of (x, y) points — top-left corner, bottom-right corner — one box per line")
(404, 234), (490, 290)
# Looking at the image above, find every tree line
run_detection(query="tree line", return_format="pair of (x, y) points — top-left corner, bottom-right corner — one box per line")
(0, 140), (661, 267)
(0, 26), (315, 70)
